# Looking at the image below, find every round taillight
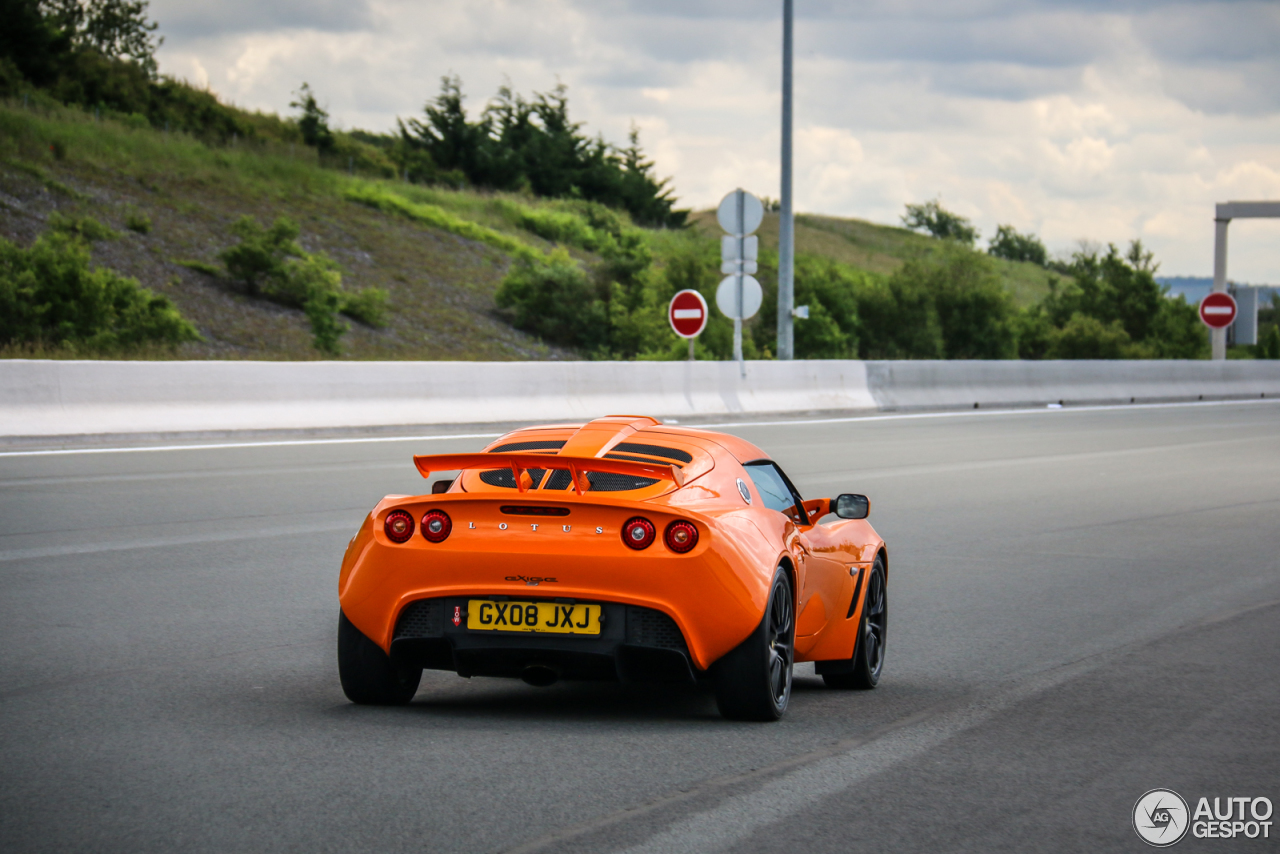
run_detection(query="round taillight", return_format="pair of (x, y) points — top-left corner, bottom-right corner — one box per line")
(421, 509), (452, 543)
(384, 509), (414, 543)
(664, 520), (699, 554)
(622, 516), (656, 550)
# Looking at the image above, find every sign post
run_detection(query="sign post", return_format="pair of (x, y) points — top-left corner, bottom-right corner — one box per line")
(668, 289), (709, 360)
(717, 189), (765, 377)
(1199, 291), (1238, 332)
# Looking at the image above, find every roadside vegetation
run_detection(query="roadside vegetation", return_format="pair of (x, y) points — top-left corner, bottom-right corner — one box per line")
(0, 0), (1244, 361)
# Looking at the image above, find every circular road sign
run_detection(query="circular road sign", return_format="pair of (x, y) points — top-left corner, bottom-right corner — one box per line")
(716, 189), (764, 236)
(716, 275), (763, 320)
(1199, 291), (1238, 329)
(669, 289), (709, 338)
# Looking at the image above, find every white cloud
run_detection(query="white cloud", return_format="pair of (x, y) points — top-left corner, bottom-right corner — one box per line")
(147, 0), (1280, 281)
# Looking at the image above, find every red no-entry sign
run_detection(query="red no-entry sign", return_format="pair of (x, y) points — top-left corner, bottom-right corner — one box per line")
(669, 289), (709, 338)
(1199, 292), (1238, 329)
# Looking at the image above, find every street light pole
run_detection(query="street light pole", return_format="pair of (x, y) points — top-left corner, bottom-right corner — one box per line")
(777, 0), (795, 360)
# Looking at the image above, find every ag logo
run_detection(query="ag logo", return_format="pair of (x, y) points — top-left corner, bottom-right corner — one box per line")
(1133, 789), (1190, 847)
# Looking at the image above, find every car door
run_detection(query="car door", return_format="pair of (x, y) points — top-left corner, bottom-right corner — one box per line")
(742, 461), (849, 652)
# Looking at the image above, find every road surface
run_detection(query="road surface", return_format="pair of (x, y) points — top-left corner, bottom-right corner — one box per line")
(1, 400), (1276, 852)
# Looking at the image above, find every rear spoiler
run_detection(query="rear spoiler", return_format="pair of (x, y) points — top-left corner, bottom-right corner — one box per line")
(413, 452), (685, 494)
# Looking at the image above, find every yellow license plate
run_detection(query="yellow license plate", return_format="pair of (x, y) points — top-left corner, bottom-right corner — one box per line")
(467, 600), (601, 635)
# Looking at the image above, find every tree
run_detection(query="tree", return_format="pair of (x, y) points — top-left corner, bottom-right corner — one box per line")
(290, 82), (335, 154)
(402, 75), (489, 182)
(988, 224), (1048, 266)
(1044, 242), (1163, 343)
(902, 199), (979, 245)
(1019, 240), (1205, 360)
(399, 76), (687, 227)
(40, 0), (163, 76)
(1, 0), (71, 86)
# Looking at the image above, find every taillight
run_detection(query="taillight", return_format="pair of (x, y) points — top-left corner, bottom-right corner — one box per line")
(384, 509), (414, 543)
(664, 520), (698, 553)
(622, 516), (656, 550)
(421, 509), (452, 543)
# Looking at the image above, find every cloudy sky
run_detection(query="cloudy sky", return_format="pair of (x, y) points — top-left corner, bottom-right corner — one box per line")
(149, 0), (1280, 281)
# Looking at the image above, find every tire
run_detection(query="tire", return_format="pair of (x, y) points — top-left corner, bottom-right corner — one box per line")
(823, 556), (886, 690)
(338, 610), (422, 705)
(713, 566), (794, 721)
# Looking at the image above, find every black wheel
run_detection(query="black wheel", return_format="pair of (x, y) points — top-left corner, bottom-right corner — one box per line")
(713, 566), (794, 721)
(338, 610), (421, 705)
(823, 557), (887, 690)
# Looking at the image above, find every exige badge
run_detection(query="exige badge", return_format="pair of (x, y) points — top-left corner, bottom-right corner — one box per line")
(506, 575), (558, 586)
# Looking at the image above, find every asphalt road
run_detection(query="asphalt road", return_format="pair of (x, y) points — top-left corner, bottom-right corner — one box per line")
(1, 400), (1277, 853)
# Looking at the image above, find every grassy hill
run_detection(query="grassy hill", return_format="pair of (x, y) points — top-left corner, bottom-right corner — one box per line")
(689, 211), (1058, 308)
(1, 97), (1058, 360)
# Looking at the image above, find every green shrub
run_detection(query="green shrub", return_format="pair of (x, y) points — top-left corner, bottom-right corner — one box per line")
(1139, 295), (1208, 359)
(304, 287), (345, 356)
(175, 258), (221, 277)
(495, 247), (608, 350)
(0, 232), (199, 352)
(339, 287), (388, 327)
(49, 211), (118, 241)
(1045, 313), (1130, 359)
(219, 215), (302, 296)
(124, 207), (151, 234)
(1259, 325), (1280, 360)
(215, 214), (386, 351)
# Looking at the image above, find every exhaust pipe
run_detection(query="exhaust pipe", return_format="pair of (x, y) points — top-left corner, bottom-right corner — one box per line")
(520, 664), (559, 687)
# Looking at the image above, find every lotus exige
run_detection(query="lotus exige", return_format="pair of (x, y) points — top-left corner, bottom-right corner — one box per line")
(337, 415), (887, 720)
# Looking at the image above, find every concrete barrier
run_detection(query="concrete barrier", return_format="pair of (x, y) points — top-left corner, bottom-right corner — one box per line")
(863, 360), (1280, 409)
(1, 358), (1277, 440)
(0, 359), (876, 438)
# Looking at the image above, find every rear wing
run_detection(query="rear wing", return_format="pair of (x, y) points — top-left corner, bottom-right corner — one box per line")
(413, 452), (685, 495)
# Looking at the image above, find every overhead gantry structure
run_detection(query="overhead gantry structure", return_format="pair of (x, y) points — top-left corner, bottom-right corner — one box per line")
(1212, 201), (1280, 359)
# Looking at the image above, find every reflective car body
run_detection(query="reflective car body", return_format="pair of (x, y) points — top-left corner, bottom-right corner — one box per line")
(338, 415), (887, 687)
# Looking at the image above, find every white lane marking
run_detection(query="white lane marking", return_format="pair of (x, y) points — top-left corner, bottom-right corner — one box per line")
(605, 648), (1166, 854)
(0, 398), (1274, 459)
(602, 599), (1280, 854)
(0, 431), (502, 458)
(0, 520), (354, 563)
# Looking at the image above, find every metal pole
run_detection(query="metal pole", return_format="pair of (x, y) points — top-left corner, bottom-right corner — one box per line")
(736, 191), (746, 376)
(1212, 217), (1229, 360)
(777, 0), (795, 360)
(688, 337), (695, 361)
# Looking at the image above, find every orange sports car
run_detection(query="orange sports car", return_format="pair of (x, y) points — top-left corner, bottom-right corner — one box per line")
(337, 415), (888, 720)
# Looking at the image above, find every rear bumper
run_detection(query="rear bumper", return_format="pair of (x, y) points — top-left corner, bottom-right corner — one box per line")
(338, 509), (778, 670)
(386, 598), (698, 684)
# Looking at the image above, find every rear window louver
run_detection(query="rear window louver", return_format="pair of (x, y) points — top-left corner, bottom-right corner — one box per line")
(477, 468), (657, 492)
(475, 438), (676, 492)
(613, 442), (693, 463)
(489, 440), (566, 453)
(604, 452), (683, 467)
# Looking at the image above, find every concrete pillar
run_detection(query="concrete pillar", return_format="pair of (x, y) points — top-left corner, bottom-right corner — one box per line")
(1212, 217), (1229, 360)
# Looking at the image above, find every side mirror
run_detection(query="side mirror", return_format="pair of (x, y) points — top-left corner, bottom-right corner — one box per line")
(834, 493), (869, 520)
(431, 478), (455, 495)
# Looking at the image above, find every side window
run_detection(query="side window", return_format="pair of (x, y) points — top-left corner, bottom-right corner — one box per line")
(744, 461), (808, 524)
